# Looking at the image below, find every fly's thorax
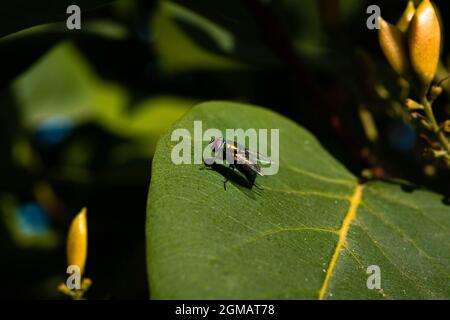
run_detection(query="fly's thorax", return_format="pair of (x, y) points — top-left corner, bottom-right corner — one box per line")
(209, 137), (225, 152)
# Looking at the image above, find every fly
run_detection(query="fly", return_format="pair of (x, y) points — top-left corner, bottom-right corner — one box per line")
(204, 137), (271, 190)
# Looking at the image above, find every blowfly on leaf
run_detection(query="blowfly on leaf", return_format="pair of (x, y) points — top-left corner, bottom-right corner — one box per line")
(204, 137), (271, 190)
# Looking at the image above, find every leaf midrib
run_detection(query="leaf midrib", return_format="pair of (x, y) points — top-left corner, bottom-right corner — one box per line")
(318, 184), (364, 299)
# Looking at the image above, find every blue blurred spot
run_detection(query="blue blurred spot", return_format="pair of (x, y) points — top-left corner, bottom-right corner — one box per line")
(388, 121), (417, 152)
(36, 117), (74, 146)
(17, 203), (50, 235)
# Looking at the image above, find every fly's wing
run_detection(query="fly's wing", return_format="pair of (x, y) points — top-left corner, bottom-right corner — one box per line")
(249, 163), (264, 176)
(232, 150), (265, 176)
(242, 148), (271, 164)
(224, 140), (272, 164)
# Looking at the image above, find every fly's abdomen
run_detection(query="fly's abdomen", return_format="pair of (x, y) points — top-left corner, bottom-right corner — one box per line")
(236, 164), (259, 188)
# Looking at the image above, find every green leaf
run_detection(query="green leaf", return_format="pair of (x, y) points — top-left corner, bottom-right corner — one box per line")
(151, 1), (248, 73)
(146, 101), (450, 299)
(12, 39), (194, 164)
(0, 0), (116, 38)
(12, 41), (107, 126)
(162, 0), (279, 67)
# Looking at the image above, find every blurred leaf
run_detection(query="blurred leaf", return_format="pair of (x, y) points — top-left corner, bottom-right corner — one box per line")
(0, 17), (129, 87)
(0, 0), (116, 38)
(12, 39), (192, 158)
(151, 1), (250, 73)
(147, 101), (450, 299)
(161, 0), (279, 67)
(168, 2), (235, 54)
(165, 0), (364, 65)
(12, 41), (111, 126)
(82, 20), (129, 40)
(95, 95), (197, 151)
(0, 30), (65, 88)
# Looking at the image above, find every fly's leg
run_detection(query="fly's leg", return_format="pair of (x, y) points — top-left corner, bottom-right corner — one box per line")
(223, 164), (236, 191)
(219, 163), (237, 191)
(203, 158), (228, 190)
(223, 177), (228, 191)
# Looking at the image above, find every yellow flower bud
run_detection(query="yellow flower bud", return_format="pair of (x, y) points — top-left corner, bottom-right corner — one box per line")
(429, 85), (443, 101)
(405, 98), (423, 110)
(378, 17), (410, 77)
(443, 120), (450, 133)
(397, 1), (415, 33)
(408, 0), (441, 85)
(67, 207), (88, 275)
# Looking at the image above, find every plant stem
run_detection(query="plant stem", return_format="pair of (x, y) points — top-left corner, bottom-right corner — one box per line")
(420, 92), (450, 165)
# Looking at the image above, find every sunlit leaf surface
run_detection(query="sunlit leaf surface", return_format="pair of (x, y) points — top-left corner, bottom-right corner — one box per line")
(147, 102), (450, 299)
